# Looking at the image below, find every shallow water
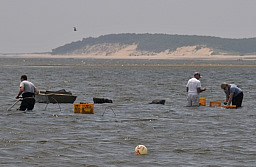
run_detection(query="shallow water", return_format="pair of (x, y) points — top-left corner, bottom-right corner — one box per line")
(1, 58), (256, 166)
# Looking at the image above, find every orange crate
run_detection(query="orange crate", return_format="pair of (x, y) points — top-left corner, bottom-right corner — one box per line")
(222, 105), (236, 108)
(74, 103), (94, 114)
(209, 101), (221, 107)
(199, 98), (206, 106)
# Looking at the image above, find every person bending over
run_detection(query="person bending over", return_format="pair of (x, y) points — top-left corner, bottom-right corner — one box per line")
(16, 75), (39, 111)
(221, 82), (243, 108)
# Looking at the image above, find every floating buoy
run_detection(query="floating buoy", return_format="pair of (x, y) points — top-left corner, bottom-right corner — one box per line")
(135, 145), (148, 155)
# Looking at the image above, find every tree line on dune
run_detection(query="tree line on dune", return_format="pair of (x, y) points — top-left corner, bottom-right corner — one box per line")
(51, 33), (256, 55)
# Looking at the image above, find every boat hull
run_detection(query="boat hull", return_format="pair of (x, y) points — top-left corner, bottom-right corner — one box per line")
(35, 90), (77, 104)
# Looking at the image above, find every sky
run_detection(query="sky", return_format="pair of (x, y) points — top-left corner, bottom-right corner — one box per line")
(1, 0), (256, 53)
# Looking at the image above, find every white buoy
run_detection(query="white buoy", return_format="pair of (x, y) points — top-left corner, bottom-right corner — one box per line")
(135, 145), (148, 155)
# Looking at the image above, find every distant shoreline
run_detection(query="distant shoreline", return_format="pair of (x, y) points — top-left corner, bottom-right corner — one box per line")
(2, 53), (256, 67)
(1, 53), (256, 61)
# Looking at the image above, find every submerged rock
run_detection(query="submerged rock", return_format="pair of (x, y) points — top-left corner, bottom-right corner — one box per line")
(149, 99), (165, 105)
(93, 98), (113, 104)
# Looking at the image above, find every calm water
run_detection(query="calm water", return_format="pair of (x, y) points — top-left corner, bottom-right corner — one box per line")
(0, 58), (256, 167)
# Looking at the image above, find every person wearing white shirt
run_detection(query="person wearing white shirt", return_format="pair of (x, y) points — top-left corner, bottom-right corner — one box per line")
(186, 72), (206, 106)
(16, 75), (39, 111)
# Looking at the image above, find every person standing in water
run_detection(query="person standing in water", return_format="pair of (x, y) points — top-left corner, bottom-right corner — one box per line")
(16, 75), (39, 111)
(186, 72), (206, 106)
(221, 82), (243, 108)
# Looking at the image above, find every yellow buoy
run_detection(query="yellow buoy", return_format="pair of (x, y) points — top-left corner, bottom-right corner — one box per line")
(135, 145), (148, 155)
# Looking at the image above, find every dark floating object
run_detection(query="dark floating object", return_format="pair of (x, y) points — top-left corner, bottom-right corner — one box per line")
(73, 27), (77, 31)
(149, 99), (165, 105)
(93, 98), (113, 104)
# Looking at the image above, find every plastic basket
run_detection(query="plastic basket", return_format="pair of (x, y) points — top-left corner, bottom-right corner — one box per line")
(199, 98), (206, 106)
(74, 103), (94, 114)
(209, 101), (221, 107)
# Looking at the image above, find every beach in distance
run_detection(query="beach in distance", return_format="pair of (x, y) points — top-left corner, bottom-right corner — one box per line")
(1, 45), (256, 61)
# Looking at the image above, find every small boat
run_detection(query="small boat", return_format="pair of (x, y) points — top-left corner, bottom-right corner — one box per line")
(35, 89), (77, 104)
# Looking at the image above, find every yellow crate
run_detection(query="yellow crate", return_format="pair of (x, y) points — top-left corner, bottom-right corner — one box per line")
(199, 98), (206, 106)
(209, 101), (221, 107)
(74, 104), (94, 114)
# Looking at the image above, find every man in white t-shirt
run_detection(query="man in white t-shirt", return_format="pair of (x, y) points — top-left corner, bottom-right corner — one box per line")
(186, 72), (206, 106)
(16, 75), (39, 111)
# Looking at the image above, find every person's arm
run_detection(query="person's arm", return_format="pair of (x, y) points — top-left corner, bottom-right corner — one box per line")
(197, 87), (206, 93)
(35, 88), (39, 95)
(197, 87), (201, 93)
(227, 92), (234, 105)
(201, 88), (206, 92)
(225, 94), (228, 102)
(16, 86), (24, 98)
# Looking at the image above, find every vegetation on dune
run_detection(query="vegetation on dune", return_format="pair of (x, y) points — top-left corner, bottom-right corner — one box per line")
(51, 33), (256, 55)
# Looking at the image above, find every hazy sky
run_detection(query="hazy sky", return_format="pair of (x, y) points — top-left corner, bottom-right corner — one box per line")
(1, 0), (255, 53)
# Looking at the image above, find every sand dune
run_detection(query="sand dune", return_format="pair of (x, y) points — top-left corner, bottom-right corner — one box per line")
(1, 45), (256, 60)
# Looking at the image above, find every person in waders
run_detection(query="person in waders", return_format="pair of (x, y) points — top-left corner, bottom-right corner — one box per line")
(16, 75), (39, 111)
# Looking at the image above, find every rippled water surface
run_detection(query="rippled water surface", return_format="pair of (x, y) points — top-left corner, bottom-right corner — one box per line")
(1, 58), (256, 166)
